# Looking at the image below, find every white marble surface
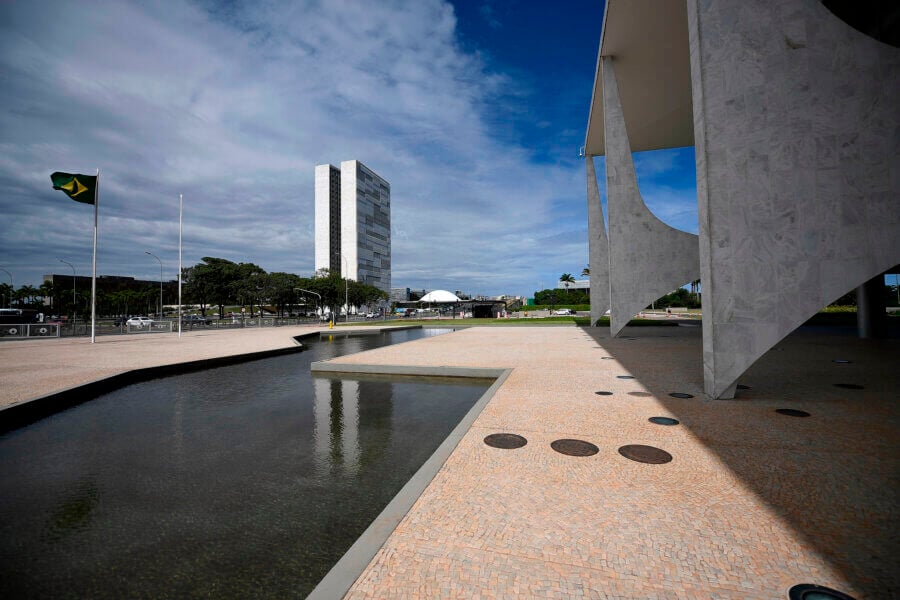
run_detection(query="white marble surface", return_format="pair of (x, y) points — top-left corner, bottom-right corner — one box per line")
(688, 0), (900, 397)
(586, 155), (610, 325)
(602, 56), (700, 337)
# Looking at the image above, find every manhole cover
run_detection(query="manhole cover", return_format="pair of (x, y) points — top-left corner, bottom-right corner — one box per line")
(617, 375), (635, 380)
(551, 439), (599, 457)
(648, 417), (679, 426)
(628, 391), (652, 397)
(595, 391), (613, 396)
(834, 383), (864, 389)
(832, 359), (852, 364)
(788, 583), (856, 600)
(618, 444), (672, 464)
(484, 433), (528, 449)
(776, 409), (810, 417)
(737, 384), (751, 390)
(669, 392), (694, 398)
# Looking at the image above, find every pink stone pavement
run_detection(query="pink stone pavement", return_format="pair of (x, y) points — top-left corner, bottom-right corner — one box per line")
(1, 324), (897, 598)
(323, 325), (899, 599)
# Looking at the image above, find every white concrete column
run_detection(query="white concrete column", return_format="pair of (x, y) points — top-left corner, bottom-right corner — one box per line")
(586, 155), (610, 326)
(687, 0), (900, 398)
(601, 56), (700, 337)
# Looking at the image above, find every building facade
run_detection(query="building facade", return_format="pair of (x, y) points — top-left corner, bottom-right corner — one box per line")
(315, 160), (391, 294)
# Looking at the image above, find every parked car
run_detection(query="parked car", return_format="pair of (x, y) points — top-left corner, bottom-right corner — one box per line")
(181, 314), (212, 325)
(554, 308), (575, 315)
(365, 312), (378, 318)
(126, 316), (154, 328)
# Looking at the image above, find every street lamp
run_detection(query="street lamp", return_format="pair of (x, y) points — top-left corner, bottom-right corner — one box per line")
(57, 259), (76, 328)
(295, 288), (321, 318)
(0, 267), (11, 308)
(341, 254), (349, 322)
(145, 251), (163, 318)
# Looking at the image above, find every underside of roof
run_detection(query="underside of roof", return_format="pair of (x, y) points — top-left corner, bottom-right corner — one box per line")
(584, 0), (694, 156)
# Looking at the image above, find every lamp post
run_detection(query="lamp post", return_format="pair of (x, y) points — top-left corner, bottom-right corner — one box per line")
(145, 251), (163, 318)
(295, 288), (321, 319)
(0, 267), (11, 308)
(57, 259), (76, 328)
(341, 254), (349, 322)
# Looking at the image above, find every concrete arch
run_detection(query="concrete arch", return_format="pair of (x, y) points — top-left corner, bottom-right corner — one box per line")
(586, 155), (610, 326)
(688, 0), (900, 397)
(601, 56), (700, 337)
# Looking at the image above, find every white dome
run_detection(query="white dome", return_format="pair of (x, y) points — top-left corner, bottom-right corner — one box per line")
(419, 290), (461, 303)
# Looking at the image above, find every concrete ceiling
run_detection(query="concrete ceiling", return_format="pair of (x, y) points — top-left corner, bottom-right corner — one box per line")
(584, 0), (694, 156)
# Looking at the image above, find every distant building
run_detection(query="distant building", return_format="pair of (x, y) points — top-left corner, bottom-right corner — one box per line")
(557, 279), (590, 290)
(314, 160), (391, 294)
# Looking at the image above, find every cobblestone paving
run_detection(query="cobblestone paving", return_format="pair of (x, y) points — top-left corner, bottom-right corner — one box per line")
(325, 326), (899, 599)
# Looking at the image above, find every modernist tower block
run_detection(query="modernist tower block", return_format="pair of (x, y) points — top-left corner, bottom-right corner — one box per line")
(315, 160), (391, 294)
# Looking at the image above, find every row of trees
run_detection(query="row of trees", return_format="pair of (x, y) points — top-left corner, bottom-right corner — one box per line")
(182, 257), (388, 318)
(1, 281), (166, 318)
(1, 257), (389, 319)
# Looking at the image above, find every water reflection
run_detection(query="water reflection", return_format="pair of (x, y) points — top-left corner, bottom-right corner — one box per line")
(0, 328), (486, 599)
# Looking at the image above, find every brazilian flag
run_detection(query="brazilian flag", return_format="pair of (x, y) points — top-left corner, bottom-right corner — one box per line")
(51, 172), (97, 205)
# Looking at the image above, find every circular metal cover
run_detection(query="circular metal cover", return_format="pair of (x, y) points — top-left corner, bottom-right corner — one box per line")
(788, 583), (856, 600)
(668, 392), (694, 398)
(628, 391), (652, 397)
(834, 383), (864, 389)
(551, 439), (599, 457)
(776, 408), (811, 417)
(595, 391), (613, 396)
(484, 433), (527, 449)
(617, 375), (635, 380)
(618, 444), (672, 464)
(648, 416), (679, 426)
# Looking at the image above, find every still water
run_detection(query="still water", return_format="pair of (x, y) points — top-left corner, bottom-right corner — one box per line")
(0, 328), (489, 598)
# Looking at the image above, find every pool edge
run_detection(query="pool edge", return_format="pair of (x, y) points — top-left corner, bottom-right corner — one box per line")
(306, 364), (511, 600)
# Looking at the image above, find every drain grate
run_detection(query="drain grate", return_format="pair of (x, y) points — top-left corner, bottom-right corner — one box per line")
(551, 439), (599, 457)
(595, 391), (613, 396)
(834, 383), (864, 389)
(601, 356), (615, 360)
(618, 444), (672, 464)
(776, 408), (810, 417)
(617, 375), (635, 380)
(484, 433), (528, 449)
(788, 583), (856, 600)
(832, 359), (852, 364)
(628, 391), (652, 397)
(648, 417), (679, 426)
(668, 392), (694, 399)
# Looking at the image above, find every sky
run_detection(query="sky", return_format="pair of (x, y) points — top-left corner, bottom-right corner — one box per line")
(0, 0), (699, 298)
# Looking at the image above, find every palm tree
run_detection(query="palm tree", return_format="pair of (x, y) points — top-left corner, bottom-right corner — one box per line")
(581, 265), (590, 277)
(560, 273), (575, 294)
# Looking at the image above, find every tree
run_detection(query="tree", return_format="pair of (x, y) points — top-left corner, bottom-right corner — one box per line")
(39, 281), (56, 314)
(581, 266), (590, 277)
(560, 273), (575, 294)
(184, 257), (242, 318)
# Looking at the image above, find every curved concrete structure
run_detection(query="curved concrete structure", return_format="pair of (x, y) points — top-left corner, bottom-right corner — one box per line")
(688, 0), (900, 397)
(585, 156), (610, 326)
(601, 57), (700, 337)
(586, 0), (900, 397)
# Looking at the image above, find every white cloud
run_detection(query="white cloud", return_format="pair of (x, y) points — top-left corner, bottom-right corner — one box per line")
(0, 0), (694, 298)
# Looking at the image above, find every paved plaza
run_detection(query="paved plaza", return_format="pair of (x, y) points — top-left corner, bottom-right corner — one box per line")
(1, 324), (897, 598)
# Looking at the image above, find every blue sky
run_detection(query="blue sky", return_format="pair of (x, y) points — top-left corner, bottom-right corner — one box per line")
(0, 0), (698, 297)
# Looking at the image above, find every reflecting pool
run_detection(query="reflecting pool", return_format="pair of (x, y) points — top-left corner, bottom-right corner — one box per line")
(0, 328), (489, 598)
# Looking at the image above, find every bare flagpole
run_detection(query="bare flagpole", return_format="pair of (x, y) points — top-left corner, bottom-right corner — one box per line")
(90, 168), (99, 343)
(178, 193), (183, 339)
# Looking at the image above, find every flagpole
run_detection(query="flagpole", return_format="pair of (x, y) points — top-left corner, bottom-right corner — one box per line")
(178, 193), (183, 339)
(91, 169), (99, 343)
